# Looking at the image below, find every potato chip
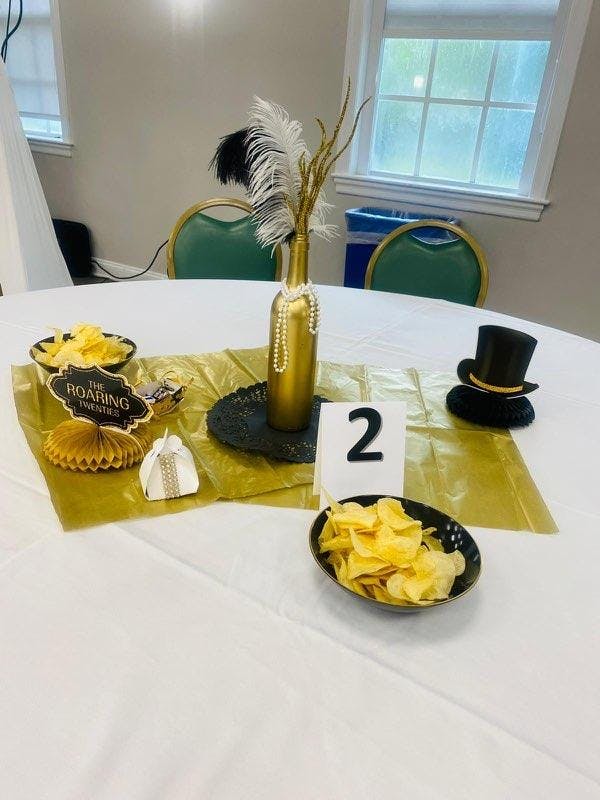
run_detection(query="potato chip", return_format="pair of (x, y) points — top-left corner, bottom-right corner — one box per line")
(372, 585), (408, 605)
(319, 535), (352, 553)
(319, 495), (466, 606)
(371, 524), (421, 567)
(349, 528), (377, 558)
(402, 576), (434, 603)
(450, 550), (466, 576)
(334, 509), (378, 529)
(372, 585), (391, 603)
(39, 340), (61, 355)
(349, 579), (370, 597)
(341, 501), (370, 513)
(322, 490), (343, 514)
(359, 576), (386, 586)
(385, 571), (407, 599)
(422, 533), (444, 552)
(347, 552), (389, 580)
(320, 514), (338, 540)
(376, 497), (412, 528)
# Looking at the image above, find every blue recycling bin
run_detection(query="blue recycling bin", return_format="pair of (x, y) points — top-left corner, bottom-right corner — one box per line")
(343, 207), (460, 289)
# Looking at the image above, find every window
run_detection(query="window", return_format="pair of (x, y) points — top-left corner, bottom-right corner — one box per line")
(336, 0), (593, 220)
(373, 37), (550, 190)
(1, 0), (71, 155)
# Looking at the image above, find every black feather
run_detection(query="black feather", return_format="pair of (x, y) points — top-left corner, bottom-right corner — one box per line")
(209, 128), (252, 187)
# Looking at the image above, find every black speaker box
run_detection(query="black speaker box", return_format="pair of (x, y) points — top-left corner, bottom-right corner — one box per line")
(52, 218), (92, 278)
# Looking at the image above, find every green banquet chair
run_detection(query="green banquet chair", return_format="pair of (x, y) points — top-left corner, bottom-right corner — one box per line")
(364, 220), (489, 307)
(167, 197), (282, 281)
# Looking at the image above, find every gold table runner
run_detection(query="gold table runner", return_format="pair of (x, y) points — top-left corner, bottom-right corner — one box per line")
(12, 346), (556, 533)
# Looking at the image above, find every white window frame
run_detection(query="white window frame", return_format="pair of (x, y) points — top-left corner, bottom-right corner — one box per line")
(3, 0), (72, 156)
(334, 0), (592, 220)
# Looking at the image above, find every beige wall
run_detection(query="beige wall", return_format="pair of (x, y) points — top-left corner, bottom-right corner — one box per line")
(34, 0), (600, 341)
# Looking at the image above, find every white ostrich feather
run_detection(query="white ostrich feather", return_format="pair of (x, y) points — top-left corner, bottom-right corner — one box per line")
(246, 97), (305, 247)
(308, 190), (338, 241)
(246, 96), (337, 246)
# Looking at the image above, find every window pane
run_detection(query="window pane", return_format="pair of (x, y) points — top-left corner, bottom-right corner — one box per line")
(21, 115), (63, 140)
(491, 40), (550, 104)
(431, 40), (494, 101)
(420, 104), (481, 182)
(11, 80), (60, 116)
(371, 99), (423, 174)
(5, 20), (56, 83)
(379, 38), (432, 97)
(477, 108), (534, 189)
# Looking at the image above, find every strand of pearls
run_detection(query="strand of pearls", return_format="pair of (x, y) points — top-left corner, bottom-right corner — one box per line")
(272, 280), (320, 373)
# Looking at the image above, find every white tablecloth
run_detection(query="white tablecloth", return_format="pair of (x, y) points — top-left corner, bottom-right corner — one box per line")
(1, 280), (599, 799)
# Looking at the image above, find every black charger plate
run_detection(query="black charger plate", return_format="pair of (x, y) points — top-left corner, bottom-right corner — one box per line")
(309, 495), (481, 613)
(206, 381), (328, 463)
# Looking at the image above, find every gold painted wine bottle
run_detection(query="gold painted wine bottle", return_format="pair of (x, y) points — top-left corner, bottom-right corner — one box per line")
(267, 235), (317, 431)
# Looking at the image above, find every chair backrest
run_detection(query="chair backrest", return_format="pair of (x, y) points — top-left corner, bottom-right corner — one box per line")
(167, 198), (282, 281)
(365, 220), (488, 307)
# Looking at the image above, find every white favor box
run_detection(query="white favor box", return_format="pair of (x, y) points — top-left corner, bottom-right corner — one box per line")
(139, 430), (199, 501)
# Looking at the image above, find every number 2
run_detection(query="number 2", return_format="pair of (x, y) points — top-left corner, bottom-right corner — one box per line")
(347, 407), (383, 462)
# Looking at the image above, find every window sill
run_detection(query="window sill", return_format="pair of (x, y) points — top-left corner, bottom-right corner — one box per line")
(27, 137), (73, 158)
(333, 173), (548, 221)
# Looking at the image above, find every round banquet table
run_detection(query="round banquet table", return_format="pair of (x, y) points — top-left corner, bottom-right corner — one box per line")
(1, 279), (599, 800)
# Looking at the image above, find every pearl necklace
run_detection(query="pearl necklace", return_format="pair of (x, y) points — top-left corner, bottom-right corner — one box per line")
(272, 280), (320, 373)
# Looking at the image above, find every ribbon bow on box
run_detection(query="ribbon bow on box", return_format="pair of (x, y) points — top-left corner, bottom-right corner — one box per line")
(139, 430), (199, 501)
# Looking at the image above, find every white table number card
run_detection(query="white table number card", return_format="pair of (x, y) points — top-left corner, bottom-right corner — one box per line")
(313, 401), (407, 509)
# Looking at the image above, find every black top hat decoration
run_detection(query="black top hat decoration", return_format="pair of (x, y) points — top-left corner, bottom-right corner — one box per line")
(447, 325), (539, 428)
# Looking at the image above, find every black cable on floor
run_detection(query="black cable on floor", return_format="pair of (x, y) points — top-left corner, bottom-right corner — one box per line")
(91, 239), (168, 281)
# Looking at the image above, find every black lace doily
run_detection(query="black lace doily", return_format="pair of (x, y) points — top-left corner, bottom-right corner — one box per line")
(206, 382), (328, 463)
(446, 384), (535, 428)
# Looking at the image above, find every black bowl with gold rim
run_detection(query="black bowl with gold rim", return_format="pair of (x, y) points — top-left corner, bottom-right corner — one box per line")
(30, 334), (137, 375)
(309, 495), (481, 613)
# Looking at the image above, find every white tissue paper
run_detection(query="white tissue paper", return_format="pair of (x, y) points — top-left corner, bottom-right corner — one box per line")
(139, 429), (199, 501)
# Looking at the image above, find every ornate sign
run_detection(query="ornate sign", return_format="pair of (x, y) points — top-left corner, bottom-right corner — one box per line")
(47, 364), (153, 431)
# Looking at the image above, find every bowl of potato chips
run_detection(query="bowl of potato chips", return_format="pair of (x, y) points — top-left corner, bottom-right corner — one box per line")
(30, 324), (136, 374)
(310, 495), (481, 612)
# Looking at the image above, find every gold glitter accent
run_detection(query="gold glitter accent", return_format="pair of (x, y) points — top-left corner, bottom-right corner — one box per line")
(469, 373), (524, 394)
(158, 452), (180, 499)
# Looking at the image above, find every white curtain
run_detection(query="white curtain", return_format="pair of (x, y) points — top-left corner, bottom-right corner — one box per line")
(0, 57), (71, 294)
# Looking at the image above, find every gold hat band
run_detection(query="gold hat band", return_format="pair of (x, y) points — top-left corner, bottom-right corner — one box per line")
(469, 373), (524, 394)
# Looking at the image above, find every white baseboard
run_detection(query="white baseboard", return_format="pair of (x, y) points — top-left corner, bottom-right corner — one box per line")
(92, 258), (166, 282)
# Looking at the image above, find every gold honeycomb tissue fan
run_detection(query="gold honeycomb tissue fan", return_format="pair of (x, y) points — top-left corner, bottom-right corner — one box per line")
(43, 420), (152, 472)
